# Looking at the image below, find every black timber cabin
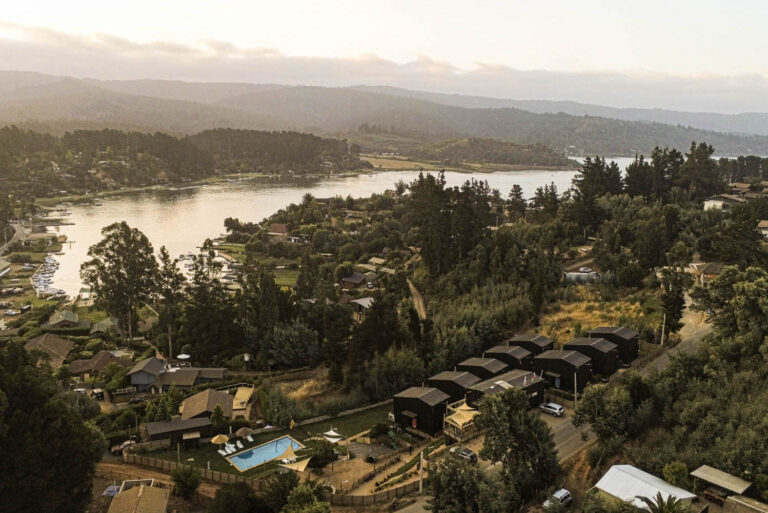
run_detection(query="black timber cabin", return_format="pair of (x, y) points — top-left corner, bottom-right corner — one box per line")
(533, 350), (592, 394)
(506, 334), (554, 355)
(455, 357), (509, 380)
(484, 345), (534, 370)
(466, 370), (546, 408)
(426, 371), (481, 403)
(393, 387), (450, 436)
(563, 337), (619, 376)
(586, 326), (639, 364)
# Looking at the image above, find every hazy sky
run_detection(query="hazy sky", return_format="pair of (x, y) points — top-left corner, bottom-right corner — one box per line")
(2, 1), (768, 112)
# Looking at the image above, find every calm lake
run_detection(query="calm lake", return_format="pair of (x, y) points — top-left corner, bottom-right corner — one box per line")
(49, 158), (634, 296)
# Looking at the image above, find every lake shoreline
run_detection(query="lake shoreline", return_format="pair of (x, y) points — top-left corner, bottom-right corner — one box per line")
(38, 162), (581, 206)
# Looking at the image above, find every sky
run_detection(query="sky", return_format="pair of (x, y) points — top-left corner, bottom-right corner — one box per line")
(2, 1), (768, 112)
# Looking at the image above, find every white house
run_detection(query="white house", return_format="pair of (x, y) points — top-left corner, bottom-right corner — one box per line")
(703, 194), (747, 211)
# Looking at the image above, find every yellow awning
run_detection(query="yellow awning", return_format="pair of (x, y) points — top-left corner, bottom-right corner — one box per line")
(279, 458), (310, 473)
(280, 444), (297, 460)
(445, 409), (478, 428)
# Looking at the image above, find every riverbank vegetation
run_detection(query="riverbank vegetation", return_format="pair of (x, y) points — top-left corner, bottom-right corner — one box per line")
(0, 125), (370, 197)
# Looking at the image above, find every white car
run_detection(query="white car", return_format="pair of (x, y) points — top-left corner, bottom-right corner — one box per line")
(544, 489), (572, 509)
(539, 402), (565, 417)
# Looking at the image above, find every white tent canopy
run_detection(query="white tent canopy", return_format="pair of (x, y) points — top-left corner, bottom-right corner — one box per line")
(323, 429), (341, 438)
(595, 465), (696, 510)
(323, 436), (342, 444)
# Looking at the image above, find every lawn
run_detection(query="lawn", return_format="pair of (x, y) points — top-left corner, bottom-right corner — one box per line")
(144, 403), (393, 477)
(273, 269), (299, 288)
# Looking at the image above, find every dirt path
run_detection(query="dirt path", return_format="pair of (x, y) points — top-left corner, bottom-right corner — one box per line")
(640, 294), (711, 376)
(96, 461), (221, 498)
(407, 279), (427, 320)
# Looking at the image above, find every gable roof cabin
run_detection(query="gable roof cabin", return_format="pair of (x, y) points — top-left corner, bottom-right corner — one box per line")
(595, 465), (696, 511)
(107, 484), (169, 513)
(24, 333), (74, 368)
(393, 386), (451, 435)
(368, 257), (386, 266)
(426, 371), (482, 402)
(703, 194), (748, 211)
(563, 337), (619, 376)
(456, 357), (509, 380)
(180, 389), (234, 420)
(586, 326), (639, 363)
(533, 350), (593, 393)
(506, 334), (553, 355)
(484, 345), (534, 370)
(48, 309), (79, 328)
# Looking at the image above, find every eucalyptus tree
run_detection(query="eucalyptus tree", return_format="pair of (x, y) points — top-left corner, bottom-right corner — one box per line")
(80, 222), (158, 341)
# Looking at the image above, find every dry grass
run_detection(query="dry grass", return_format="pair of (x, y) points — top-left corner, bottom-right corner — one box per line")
(538, 286), (653, 345)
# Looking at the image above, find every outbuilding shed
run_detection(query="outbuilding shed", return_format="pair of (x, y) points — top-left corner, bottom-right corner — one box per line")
(533, 350), (592, 393)
(483, 345), (534, 370)
(426, 371), (481, 403)
(595, 465), (696, 511)
(586, 326), (639, 364)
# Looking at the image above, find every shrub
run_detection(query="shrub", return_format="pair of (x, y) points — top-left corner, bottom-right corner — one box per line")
(171, 465), (201, 499)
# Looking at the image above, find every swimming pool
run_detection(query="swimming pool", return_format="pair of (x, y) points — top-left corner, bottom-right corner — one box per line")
(227, 436), (304, 472)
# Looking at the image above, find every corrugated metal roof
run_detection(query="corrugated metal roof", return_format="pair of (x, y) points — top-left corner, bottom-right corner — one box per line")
(471, 369), (543, 395)
(394, 387), (450, 406)
(508, 334), (552, 347)
(458, 357), (508, 374)
(535, 350), (591, 367)
(145, 417), (211, 437)
(691, 465), (752, 495)
(428, 371), (481, 388)
(565, 337), (617, 353)
(588, 326), (639, 341)
(485, 345), (532, 359)
(595, 465), (696, 510)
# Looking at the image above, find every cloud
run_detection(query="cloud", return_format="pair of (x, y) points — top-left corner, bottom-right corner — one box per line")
(2, 22), (768, 113)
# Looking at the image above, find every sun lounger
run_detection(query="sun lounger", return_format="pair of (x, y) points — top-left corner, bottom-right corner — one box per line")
(217, 449), (228, 457)
(225, 445), (235, 454)
(246, 435), (254, 443)
(236, 440), (244, 449)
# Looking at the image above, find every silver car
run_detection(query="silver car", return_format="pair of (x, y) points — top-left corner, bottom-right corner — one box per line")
(539, 402), (565, 417)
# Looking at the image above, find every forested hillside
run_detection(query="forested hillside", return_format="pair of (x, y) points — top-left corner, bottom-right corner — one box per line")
(409, 137), (578, 167)
(3, 72), (768, 155)
(0, 126), (367, 197)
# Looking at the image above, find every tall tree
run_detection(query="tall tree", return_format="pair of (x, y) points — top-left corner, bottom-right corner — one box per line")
(507, 184), (527, 219)
(476, 388), (560, 503)
(80, 222), (158, 341)
(156, 246), (186, 358)
(0, 342), (106, 513)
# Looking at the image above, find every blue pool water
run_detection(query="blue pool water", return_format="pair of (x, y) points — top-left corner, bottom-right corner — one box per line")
(228, 436), (304, 471)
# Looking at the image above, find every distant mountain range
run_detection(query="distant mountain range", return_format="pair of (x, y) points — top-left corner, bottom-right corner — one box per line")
(2, 71), (768, 155)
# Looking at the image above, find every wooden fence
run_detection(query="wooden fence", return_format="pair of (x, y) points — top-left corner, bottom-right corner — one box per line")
(330, 481), (421, 506)
(123, 452), (268, 491)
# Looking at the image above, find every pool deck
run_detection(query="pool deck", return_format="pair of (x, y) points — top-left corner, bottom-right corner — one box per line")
(226, 434), (305, 472)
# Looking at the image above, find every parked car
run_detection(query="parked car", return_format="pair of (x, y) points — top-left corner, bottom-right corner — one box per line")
(449, 446), (478, 463)
(110, 439), (136, 456)
(544, 489), (572, 509)
(539, 402), (565, 417)
(578, 266), (593, 273)
(128, 397), (146, 405)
